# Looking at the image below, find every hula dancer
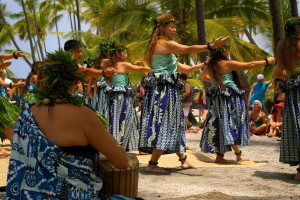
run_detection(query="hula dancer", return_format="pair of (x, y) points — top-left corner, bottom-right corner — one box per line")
(199, 43), (275, 163)
(106, 40), (151, 151)
(139, 14), (229, 173)
(274, 17), (300, 181)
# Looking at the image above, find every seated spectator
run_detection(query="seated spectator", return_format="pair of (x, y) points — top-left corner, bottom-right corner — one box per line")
(267, 102), (284, 138)
(5, 50), (132, 199)
(249, 100), (268, 135)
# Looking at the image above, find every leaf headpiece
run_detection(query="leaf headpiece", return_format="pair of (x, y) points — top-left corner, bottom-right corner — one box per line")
(285, 18), (300, 38)
(107, 38), (128, 57)
(33, 49), (85, 106)
(147, 16), (176, 29)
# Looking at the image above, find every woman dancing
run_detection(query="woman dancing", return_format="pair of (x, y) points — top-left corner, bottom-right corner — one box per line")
(274, 17), (300, 180)
(139, 14), (229, 173)
(199, 44), (275, 163)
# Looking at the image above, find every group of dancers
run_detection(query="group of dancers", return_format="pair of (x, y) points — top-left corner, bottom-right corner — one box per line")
(1, 13), (300, 199)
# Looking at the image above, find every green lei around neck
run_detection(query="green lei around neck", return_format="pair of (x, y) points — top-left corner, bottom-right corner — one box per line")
(33, 90), (85, 106)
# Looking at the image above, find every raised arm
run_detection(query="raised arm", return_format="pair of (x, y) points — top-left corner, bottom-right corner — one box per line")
(124, 62), (151, 73)
(0, 51), (27, 61)
(162, 36), (230, 55)
(177, 62), (207, 73)
(224, 57), (275, 71)
(0, 78), (26, 89)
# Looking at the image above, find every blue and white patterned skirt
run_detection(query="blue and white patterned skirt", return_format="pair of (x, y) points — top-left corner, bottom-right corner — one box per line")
(139, 72), (185, 154)
(107, 86), (139, 151)
(90, 82), (110, 120)
(279, 78), (300, 165)
(200, 86), (250, 153)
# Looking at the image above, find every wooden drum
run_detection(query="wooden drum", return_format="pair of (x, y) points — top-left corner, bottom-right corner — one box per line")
(99, 153), (139, 198)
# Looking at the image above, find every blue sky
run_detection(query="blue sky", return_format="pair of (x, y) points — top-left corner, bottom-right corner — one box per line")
(0, 0), (89, 78)
(1, 1), (300, 78)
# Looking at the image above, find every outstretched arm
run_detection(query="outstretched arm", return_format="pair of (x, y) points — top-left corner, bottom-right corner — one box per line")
(0, 51), (27, 61)
(224, 57), (275, 71)
(162, 36), (230, 55)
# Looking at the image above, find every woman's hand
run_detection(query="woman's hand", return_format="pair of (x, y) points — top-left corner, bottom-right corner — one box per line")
(267, 56), (276, 65)
(14, 51), (27, 58)
(132, 59), (144, 66)
(210, 36), (230, 49)
(16, 80), (26, 88)
(0, 61), (12, 68)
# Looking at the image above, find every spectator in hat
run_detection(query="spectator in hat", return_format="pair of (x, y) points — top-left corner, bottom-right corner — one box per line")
(248, 74), (273, 114)
(267, 101), (284, 138)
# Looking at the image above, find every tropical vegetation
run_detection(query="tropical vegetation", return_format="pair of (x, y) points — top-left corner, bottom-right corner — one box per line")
(0, 0), (297, 100)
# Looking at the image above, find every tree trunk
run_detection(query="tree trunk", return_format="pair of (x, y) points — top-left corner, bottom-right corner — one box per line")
(21, 0), (36, 62)
(290, 0), (298, 17)
(195, 0), (208, 62)
(269, 0), (283, 55)
(31, 0), (44, 60)
(0, 7), (31, 66)
(53, 0), (61, 49)
(75, 0), (81, 31)
(195, 0), (210, 88)
(244, 29), (257, 45)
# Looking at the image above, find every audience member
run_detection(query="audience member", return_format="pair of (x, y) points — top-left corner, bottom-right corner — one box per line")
(267, 102), (284, 138)
(249, 100), (268, 136)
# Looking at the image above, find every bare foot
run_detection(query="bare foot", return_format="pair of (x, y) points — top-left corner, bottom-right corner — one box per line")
(139, 151), (148, 155)
(146, 165), (169, 174)
(215, 156), (230, 163)
(186, 145), (192, 150)
(235, 151), (243, 162)
(0, 148), (10, 157)
(295, 172), (300, 181)
(181, 160), (196, 169)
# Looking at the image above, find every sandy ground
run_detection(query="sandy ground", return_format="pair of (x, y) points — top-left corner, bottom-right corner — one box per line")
(137, 132), (300, 200)
(1, 110), (300, 199)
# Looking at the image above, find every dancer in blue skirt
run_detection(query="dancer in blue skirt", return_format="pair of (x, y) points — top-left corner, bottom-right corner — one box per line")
(274, 17), (300, 181)
(106, 40), (151, 151)
(140, 14), (229, 173)
(199, 44), (275, 163)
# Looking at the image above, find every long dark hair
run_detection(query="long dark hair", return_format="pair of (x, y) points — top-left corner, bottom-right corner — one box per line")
(144, 14), (175, 67)
(276, 17), (300, 71)
(207, 50), (245, 90)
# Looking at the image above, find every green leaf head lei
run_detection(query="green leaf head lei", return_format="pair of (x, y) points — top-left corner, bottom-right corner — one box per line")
(147, 15), (176, 30)
(285, 17), (300, 39)
(33, 49), (85, 106)
(209, 41), (230, 57)
(107, 38), (128, 57)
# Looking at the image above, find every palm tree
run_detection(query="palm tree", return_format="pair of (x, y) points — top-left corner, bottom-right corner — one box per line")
(269, 0), (284, 55)
(290, 0), (298, 17)
(20, 0), (36, 62)
(195, 0), (207, 62)
(30, 0), (44, 60)
(75, 0), (81, 31)
(0, 3), (31, 66)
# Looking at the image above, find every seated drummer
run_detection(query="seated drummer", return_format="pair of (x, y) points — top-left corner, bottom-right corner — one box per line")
(5, 50), (133, 200)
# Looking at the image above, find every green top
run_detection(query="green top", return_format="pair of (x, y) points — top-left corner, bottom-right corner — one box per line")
(111, 74), (129, 87)
(151, 54), (177, 73)
(212, 73), (237, 87)
(98, 76), (105, 83)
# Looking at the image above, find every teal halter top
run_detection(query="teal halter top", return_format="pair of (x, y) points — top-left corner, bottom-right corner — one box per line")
(151, 54), (177, 73)
(212, 73), (237, 87)
(111, 74), (129, 87)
